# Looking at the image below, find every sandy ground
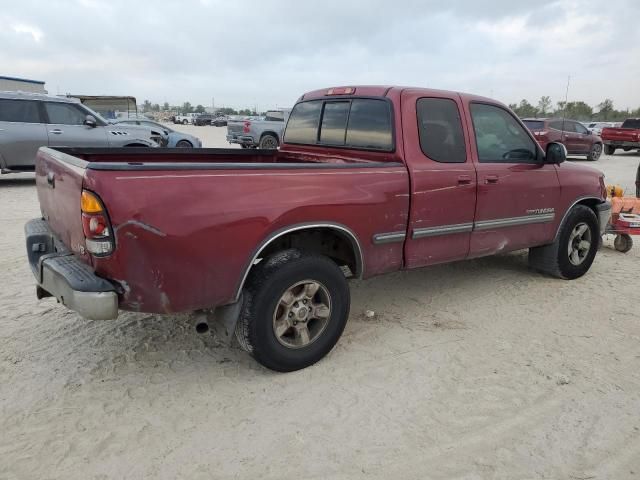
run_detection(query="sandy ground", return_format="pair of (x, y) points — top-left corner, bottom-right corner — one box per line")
(2, 127), (640, 479)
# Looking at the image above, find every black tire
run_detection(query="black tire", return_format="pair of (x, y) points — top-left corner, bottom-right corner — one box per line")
(240, 145), (249, 149)
(235, 249), (350, 372)
(176, 140), (192, 148)
(604, 145), (616, 155)
(528, 205), (599, 279)
(587, 143), (602, 161)
(614, 234), (633, 253)
(259, 134), (279, 149)
(182, 119), (188, 125)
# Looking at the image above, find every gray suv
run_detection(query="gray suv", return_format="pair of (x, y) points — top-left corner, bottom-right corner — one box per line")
(0, 92), (161, 173)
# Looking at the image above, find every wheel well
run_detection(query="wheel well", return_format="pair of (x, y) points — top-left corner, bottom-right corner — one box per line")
(576, 198), (602, 218)
(259, 227), (359, 275)
(260, 131), (279, 141)
(235, 226), (362, 301)
(176, 139), (192, 147)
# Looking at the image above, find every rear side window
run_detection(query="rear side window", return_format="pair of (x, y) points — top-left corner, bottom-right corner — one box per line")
(622, 119), (640, 129)
(345, 99), (392, 150)
(522, 120), (544, 131)
(285, 98), (393, 151)
(549, 120), (567, 131)
(416, 98), (466, 163)
(45, 102), (87, 125)
(284, 101), (323, 144)
(0, 99), (40, 123)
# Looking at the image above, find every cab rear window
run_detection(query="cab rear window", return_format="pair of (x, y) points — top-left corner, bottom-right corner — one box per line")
(284, 98), (393, 151)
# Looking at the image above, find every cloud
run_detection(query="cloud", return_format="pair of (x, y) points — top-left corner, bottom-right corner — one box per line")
(1, 0), (638, 110)
(11, 23), (43, 42)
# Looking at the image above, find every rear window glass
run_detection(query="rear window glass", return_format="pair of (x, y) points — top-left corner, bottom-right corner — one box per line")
(0, 99), (40, 123)
(345, 99), (393, 150)
(522, 120), (544, 131)
(284, 101), (322, 144)
(622, 119), (640, 129)
(285, 98), (393, 151)
(320, 102), (349, 145)
(416, 98), (466, 163)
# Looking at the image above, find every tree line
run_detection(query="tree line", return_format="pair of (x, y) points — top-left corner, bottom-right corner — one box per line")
(508, 96), (640, 122)
(140, 100), (258, 116)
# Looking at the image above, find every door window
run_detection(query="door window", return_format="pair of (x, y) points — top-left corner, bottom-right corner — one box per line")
(574, 122), (589, 134)
(0, 99), (41, 123)
(45, 102), (87, 125)
(416, 98), (466, 163)
(470, 103), (537, 163)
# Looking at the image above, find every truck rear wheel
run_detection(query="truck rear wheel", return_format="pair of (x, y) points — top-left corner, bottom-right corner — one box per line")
(604, 145), (616, 155)
(235, 249), (350, 372)
(528, 205), (599, 279)
(259, 134), (279, 149)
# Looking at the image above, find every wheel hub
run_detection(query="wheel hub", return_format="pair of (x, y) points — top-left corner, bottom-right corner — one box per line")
(567, 222), (592, 266)
(272, 280), (332, 349)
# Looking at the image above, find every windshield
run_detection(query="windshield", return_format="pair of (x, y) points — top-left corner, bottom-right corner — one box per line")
(77, 103), (110, 125)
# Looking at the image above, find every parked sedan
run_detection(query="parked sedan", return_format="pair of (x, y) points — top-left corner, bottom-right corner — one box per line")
(522, 118), (603, 161)
(114, 119), (202, 148)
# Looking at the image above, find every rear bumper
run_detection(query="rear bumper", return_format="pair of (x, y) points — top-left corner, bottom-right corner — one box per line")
(25, 218), (119, 320)
(603, 140), (640, 148)
(596, 201), (612, 234)
(226, 134), (256, 146)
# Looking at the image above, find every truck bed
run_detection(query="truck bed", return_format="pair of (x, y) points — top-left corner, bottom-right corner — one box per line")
(34, 146), (409, 314)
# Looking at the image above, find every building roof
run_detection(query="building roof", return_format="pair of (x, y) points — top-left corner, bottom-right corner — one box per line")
(0, 75), (45, 85)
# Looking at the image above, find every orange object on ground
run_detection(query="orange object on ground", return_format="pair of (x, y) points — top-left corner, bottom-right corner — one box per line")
(611, 196), (640, 215)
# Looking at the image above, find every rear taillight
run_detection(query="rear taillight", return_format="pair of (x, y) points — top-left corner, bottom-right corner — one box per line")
(243, 121), (251, 134)
(81, 190), (114, 256)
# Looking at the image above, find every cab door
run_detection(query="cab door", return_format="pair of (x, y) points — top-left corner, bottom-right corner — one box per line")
(401, 90), (477, 267)
(465, 102), (561, 257)
(44, 102), (108, 148)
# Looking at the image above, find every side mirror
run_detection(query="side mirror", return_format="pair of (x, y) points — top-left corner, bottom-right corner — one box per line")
(84, 115), (97, 128)
(546, 142), (567, 164)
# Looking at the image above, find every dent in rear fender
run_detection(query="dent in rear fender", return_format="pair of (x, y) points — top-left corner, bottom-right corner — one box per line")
(231, 222), (364, 303)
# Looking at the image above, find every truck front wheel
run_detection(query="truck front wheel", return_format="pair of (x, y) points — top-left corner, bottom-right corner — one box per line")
(604, 145), (616, 155)
(235, 249), (350, 372)
(528, 205), (599, 279)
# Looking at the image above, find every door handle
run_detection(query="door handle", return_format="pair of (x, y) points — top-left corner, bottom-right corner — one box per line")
(485, 175), (499, 184)
(457, 175), (472, 185)
(49, 129), (63, 134)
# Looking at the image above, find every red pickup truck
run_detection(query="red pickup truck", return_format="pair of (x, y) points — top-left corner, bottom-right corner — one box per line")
(601, 118), (640, 155)
(26, 85), (610, 371)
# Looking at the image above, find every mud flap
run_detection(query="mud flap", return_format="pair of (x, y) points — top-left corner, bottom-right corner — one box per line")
(208, 294), (244, 345)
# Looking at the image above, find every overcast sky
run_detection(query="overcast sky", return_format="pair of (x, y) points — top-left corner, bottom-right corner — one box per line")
(1, 0), (639, 111)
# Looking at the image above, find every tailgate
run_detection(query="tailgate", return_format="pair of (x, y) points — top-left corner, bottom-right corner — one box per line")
(227, 121), (245, 135)
(35, 147), (92, 265)
(602, 128), (640, 141)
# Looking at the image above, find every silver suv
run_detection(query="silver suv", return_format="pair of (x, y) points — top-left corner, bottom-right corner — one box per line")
(0, 91), (161, 173)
